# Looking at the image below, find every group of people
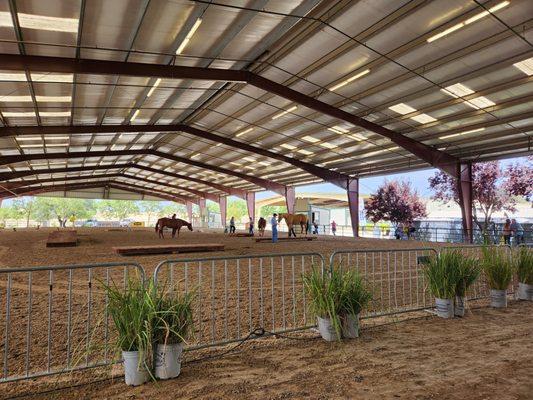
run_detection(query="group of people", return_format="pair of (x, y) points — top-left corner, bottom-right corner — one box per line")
(500, 218), (524, 245)
(394, 222), (417, 240)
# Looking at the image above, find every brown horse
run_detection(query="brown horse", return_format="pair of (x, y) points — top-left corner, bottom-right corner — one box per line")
(278, 213), (308, 237)
(155, 218), (193, 238)
(257, 217), (267, 237)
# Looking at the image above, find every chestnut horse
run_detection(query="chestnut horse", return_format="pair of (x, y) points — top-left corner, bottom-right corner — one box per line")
(278, 213), (308, 237)
(155, 218), (193, 238)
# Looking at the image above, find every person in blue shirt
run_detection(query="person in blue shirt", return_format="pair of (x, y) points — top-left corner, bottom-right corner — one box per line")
(271, 213), (278, 243)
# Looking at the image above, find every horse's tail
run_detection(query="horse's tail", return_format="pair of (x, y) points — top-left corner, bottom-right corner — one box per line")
(155, 219), (159, 232)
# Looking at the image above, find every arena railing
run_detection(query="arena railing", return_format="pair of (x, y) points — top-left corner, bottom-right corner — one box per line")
(153, 252), (326, 350)
(0, 262), (145, 383)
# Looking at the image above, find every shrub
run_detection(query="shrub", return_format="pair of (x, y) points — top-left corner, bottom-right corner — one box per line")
(338, 270), (372, 316)
(423, 250), (461, 299)
(481, 246), (513, 290)
(515, 246), (533, 285)
(455, 256), (480, 297)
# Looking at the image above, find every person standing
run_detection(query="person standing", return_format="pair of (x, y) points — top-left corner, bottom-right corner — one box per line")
(229, 216), (236, 234)
(331, 220), (337, 236)
(248, 217), (254, 235)
(271, 213), (278, 243)
(313, 220), (319, 235)
(510, 218), (524, 245)
(502, 219), (512, 245)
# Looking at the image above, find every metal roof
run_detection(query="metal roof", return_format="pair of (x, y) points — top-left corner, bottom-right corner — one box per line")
(0, 0), (531, 202)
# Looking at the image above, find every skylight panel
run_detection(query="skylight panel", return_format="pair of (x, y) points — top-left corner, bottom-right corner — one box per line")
(513, 57), (533, 76)
(410, 114), (437, 124)
(388, 103), (417, 115)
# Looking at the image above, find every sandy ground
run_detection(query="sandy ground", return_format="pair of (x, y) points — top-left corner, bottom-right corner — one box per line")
(3, 301), (532, 400)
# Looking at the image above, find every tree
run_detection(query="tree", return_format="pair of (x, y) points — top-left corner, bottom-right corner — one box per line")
(12, 197), (36, 227)
(364, 180), (427, 225)
(0, 204), (16, 225)
(96, 200), (139, 220)
(32, 197), (96, 227)
(137, 201), (163, 224)
(259, 205), (287, 217)
(160, 204), (187, 219)
(428, 160), (531, 232)
(227, 199), (248, 221)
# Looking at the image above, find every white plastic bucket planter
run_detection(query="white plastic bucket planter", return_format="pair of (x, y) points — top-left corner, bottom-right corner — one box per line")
(155, 343), (183, 380)
(490, 289), (507, 308)
(317, 316), (338, 341)
(122, 351), (148, 386)
(454, 296), (466, 317)
(341, 313), (360, 339)
(435, 298), (454, 318)
(518, 282), (533, 301)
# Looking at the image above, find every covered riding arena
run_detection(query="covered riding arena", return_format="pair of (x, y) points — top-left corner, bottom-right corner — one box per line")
(0, 1), (532, 399)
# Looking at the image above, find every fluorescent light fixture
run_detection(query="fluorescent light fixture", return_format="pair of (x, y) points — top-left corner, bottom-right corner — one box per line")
(130, 109), (140, 121)
(439, 127), (485, 140)
(0, 95), (71, 102)
(19, 144), (44, 148)
(3, 111), (36, 117)
(0, 12), (79, 32)
(15, 136), (41, 141)
(389, 103), (417, 115)
(329, 69), (370, 91)
(146, 78), (162, 97)
(46, 143), (69, 147)
(297, 149), (313, 155)
(302, 135), (320, 143)
(320, 142), (337, 149)
(45, 136), (70, 140)
(0, 96), (33, 102)
(513, 57), (533, 76)
(327, 126), (350, 134)
(272, 106), (297, 120)
(40, 111), (71, 117)
(236, 127), (253, 137)
(280, 143), (296, 150)
(427, 1), (509, 43)
(411, 113), (437, 124)
(36, 96), (72, 102)
(176, 18), (202, 55)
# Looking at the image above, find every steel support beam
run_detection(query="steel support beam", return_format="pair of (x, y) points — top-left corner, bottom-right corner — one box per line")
(0, 54), (459, 176)
(0, 149), (285, 195)
(457, 162), (473, 244)
(219, 195), (227, 229)
(346, 178), (359, 238)
(285, 186), (295, 214)
(246, 192), (255, 224)
(198, 198), (207, 227)
(186, 201), (193, 222)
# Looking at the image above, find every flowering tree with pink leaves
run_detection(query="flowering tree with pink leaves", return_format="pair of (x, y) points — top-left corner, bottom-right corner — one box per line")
(364, 180), (427, 225)
(428, 159), (532, 232)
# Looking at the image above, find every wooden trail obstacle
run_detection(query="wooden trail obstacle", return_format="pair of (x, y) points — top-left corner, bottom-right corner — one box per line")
(254, 236), (316, 243)
(46, 230), (78, 247)
(113, 243), (224, 256)
(231, 232), (254, 237)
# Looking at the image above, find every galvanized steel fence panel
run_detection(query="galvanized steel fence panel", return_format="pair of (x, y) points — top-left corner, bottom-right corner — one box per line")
(329, 248), (439, 317)
(0, 262), (144, 383)
(153, 253), (325, 350)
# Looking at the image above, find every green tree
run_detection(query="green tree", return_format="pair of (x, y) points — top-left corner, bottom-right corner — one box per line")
(12, 197), (36, 227)
(259, 205), (287, 217)
(0, 204), (16, 226)
(32, 197), (96, 227)
(137, 201), (163, 224)
(160, 203), (187, 219)
(96, 200), (139, 220)
(227, 199), (248, 221)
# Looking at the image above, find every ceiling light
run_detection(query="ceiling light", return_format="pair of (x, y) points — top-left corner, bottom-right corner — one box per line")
(19, 144), (44, 148)
(176, 18), (202, 55)
(45, 136), (70, 140)
(146, 78), (162, 97)
(0, 12), (79, 32)
(236, 127), (253, 137)
(280, 143), (296, 150)
(36, 96), (72, 102)
(130, 109), (140, 121)
(272, 106), (297, 120)
(327, 126), (350, 134)
(411, 114), (437, 124)
(513, 57), (533, 76)
(329, 69), (370, 91)
(439, 127), (485, 140)
(0, 96), (33, 102)
(427, 1), (509, 43)
(16, 136), (41, 141)
(302, 135), (320, 143)
(40, 111), (71, 117)
(46, 144), (69, 147)
(389, 103), (417, 115)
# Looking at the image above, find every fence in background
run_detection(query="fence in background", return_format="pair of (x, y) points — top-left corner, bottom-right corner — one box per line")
(153, 253), (325, 350)
(0, 262), (144, 383)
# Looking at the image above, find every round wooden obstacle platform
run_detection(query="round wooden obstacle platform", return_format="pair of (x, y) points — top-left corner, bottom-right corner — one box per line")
(113, 243), (224, 256)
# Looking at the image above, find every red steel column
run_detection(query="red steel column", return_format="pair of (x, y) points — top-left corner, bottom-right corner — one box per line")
(198, 198), (207, 227)
(347, 178), (359, 238)
(285, 187), (295, 214)
(219, 196), (227, 229)
(246, 192), (255, 223)
(457, 162), (473, 243)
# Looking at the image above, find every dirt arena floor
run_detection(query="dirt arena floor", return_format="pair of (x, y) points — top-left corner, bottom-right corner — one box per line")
(0, 227), (450, 270)
(2, 301), (531, 400)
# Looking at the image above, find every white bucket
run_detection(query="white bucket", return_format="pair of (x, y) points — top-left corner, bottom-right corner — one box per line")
(122, 351), (148, 386)
(155, 343), (183, 380)
(341, 313), (360, 339)
(317, 316), (339, 341)
(435, 298), (454, 319)
(518, 282), (533, 301)
(490, 289), (507, 308)
(454, 296), (466, 317)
